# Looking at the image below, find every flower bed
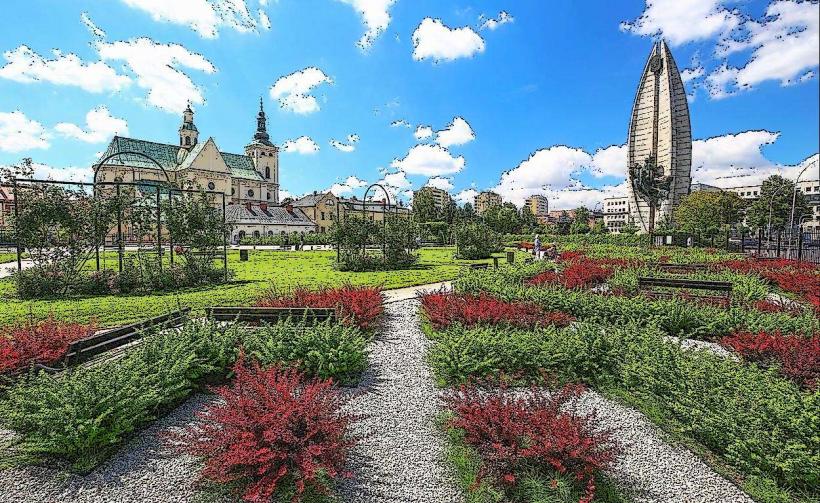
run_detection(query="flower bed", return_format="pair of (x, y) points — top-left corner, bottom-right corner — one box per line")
(169, 357), (357, 502)
(717, 258), (820, 313)
(444, 383), (620, 503)
(257, 285), (383, 331)
(421, 292), (574, 331)
(427, 320), (820, 500)
(529, 252), (640, 290)
(0, 318), (96, 374)
(721, 331), (820, 389)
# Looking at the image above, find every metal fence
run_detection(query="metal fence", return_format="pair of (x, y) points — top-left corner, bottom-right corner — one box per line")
(650, 228), (820, 264)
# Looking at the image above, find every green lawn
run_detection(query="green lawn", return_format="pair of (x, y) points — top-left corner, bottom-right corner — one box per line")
(0, 247), (522, 327)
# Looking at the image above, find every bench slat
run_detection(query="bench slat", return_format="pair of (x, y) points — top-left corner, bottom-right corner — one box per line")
(637, 277), (732, 291)
(206, 306), (337, 324)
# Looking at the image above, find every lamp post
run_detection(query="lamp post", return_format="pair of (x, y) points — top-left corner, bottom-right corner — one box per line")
(787, 159), (818, 258)
(766, 181), (789, 248)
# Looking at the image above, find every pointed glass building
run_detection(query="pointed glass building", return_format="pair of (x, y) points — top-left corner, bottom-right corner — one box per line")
(627, 40), (692, 232)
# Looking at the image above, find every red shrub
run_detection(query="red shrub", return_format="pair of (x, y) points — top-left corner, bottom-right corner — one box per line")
(717, 258), (820, 314)
(721, 331), (820, 389)
(0, 318), (96, 373)
(169, 357), (357, 502)
(527, 261), (612, 290)
(257, 286), (383, 330)
(527, 270), (560, 287)
(445, 383), (620, 503)
(519, 242), (534, 251)
(557, 250), (585, 263)
(421, 293), (574, 330)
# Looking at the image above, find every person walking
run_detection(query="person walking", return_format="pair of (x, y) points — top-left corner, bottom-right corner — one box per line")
(534, 234), (541, 260)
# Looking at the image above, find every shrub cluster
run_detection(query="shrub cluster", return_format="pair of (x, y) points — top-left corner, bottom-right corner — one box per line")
(717, 258), (820, 313)
(0, 318), (96, 374)
(456, 270), (819, 340)
(257, 285), (383, 331)
(421, 292), (574, 331)
(528, 253), (637, 290)
(721, 331), (819, 389)
(427, 321), (820, 497)
(169, 357), (356, 502)
(456, 222), (503, 260)
(0, 319), (243, 472)
(444, 383), (620, 503)
(0, 316), (368, 472)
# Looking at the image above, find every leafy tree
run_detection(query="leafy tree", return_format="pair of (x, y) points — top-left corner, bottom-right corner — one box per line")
(520, 206), (539, 232)
(620, 217), (639, 235)
(455, 221), (502, 259)
(569, 207), (591, 234)
(0, 157), (34, 184)
(461, 202), (476, 220)
(412, 189), (440, 223)
(674, 191), (746, 237)
(745, 175), (810, 232)
(590, 220), (608, 234)
(441, 197), (457, 225)
(484, 203), (522, 234)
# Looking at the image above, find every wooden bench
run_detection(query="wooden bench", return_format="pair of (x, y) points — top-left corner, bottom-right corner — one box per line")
(205, 306), (336, 324)
(469, 263), (489, 270)
(655, 263), (709, 273)
(33, 308), (190, 373)
(637, 277), (732, 306)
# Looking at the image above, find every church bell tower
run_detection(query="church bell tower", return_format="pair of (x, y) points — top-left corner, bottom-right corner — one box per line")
(244, 98), (279, 203)
(178, 103), (198, 149)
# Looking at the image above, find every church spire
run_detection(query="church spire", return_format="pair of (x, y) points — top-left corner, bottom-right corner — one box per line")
(253, 97), (272, 146)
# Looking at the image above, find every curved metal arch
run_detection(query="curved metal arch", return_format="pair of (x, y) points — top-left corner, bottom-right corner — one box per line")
(93, 150), (172, 185)
(361, 183), (391, 218)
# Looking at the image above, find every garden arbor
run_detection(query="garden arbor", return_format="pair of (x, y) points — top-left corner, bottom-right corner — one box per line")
(5, 150), (230, 294)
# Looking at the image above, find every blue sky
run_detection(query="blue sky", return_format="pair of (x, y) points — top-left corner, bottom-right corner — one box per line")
(0, 0), (818, 209)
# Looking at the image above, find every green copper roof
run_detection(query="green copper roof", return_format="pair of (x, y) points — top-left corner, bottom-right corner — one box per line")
(100, 136), (263, 181)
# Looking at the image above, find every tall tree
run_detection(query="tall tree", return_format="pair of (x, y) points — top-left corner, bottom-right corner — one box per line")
(674, 191), (746, 237)
(520, 206), (538, 232)
(745, 175), (809, 232)
(412, 189), (440, 223)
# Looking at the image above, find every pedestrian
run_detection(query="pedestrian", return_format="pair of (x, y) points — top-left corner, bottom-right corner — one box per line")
(534, 234), (541, 260)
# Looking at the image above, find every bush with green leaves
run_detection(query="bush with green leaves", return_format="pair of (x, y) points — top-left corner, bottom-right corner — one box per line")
(454, 269), (819, 339)
(455, 221), (502, 260)
(427, 321), (820, 500)
(242, 320), (368, 386)
(0, 318), (243, 472)
(331, 214), (418, 271)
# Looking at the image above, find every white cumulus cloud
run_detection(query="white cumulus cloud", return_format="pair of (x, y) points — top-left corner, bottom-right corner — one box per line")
(329, 175), (368, 195)
(258, 9), (271, 30)
(282, 135), (320, 154)
(119, 0), (258, 38)
(54, 106), (128, 143)
(435, 117), (475, 148)
(97, 38), (216, 114)
(337, 0), (396, 49)
(426, 176), (453, 191)
(330, 133), (359, 152)
(493, 146), (592, 206)
(412, 18), (485, 63)
(391, 144), (465, 177)
(414, 125), (433, 140)
(453, 188), (478, 205)
(81, 12), (107, 38)
(0, 45), (130, 93)
(0, 111), (50, 153)
(391, 119), (411, 128)
(621, 0), (739, 46)
(270, 67), (332, 115)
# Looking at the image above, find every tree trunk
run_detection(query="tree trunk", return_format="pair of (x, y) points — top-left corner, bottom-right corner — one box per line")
(648, 203), (656, 236)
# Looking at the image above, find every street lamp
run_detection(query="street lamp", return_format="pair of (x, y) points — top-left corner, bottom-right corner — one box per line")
(766, 180), (789, 247)
(787, 159), (818, 258)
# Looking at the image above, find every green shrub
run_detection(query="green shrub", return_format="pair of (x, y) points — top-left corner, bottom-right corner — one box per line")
(456, 222), (502, 260)
(455, 270), (819, 339)
(427, 321), (820, 498)
(243, 320), (368, 386)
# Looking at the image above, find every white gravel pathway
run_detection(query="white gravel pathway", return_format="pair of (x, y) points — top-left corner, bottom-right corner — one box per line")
(338, 299), (462, 502)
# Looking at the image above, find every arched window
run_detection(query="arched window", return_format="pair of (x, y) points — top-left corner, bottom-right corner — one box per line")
(207, 182), (215, 190)
(267, 230), (274, 236)
(265, 167), (270, 178)
(247, 189), (255, 197)
(253, 230), (260, 238)
(185, 136), (191, 146)
(238, 230), (246, 239)
(231, 188), (235, 196)
(266, 192), (271, 200)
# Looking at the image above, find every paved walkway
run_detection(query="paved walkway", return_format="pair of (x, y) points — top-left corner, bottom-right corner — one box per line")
(382, 281), (451, 303)
(0, 259), (33, 279)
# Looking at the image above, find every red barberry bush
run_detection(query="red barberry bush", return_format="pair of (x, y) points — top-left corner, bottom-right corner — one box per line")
(721, 331), (820, 389)
(444, 383), (620, 503)
(257, 285), (383, 331)
(421, 292), (574, 330)
(717, 258), (820, 314)
(169, 357), (357, 502)
(0, 318), (96, 373)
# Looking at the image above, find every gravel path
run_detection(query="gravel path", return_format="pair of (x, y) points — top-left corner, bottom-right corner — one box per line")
(576, 390), (752, 503)
(338, 298), (461, 503)
(0, 394), (215, 503)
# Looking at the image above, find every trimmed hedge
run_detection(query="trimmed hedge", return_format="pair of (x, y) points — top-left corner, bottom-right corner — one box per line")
(426, 321), (820, 499)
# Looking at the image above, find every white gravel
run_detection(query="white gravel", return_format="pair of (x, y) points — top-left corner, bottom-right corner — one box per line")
(0, 394), (216, 503)
(574, 390), (753, 503)
(338, 299), (462, 503)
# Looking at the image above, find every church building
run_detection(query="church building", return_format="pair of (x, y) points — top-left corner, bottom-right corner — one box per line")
(96, 100), (316, 242)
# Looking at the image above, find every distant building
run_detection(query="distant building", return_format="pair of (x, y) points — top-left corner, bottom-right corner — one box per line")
(475, 191), (502, 215)
(293, 191), (410, 233)
(227, 202), (316, 243)
(603, 196), (631, 233)
(724, 178), (820, 231)
(690, 182), (722, 193)
(525, 194), (549, 223)
(414, 186), (451, 211)
(0, 186), (13, 229)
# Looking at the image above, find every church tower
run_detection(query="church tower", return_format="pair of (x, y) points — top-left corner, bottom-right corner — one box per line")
(245, 98), (279, 203)
(178, 103), (199, 149)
